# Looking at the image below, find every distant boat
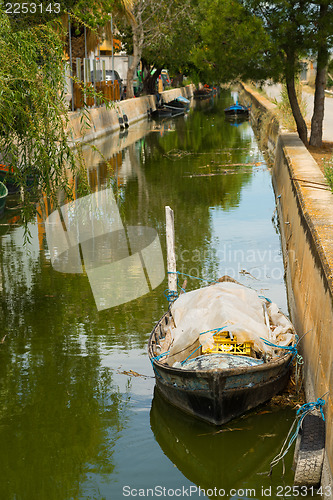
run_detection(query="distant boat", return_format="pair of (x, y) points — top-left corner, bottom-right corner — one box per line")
(151, 106), (173, 119)
(193, 88), (213, 100)
(0, 163), (35, 194)
(164, 96), (190, 114)
(0, 180), (8, 217)
(224, 102), (251, 118)
(164, 96), (190, 110)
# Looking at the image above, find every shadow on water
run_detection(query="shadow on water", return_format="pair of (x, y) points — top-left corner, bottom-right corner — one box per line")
(150, 388), (296, 499)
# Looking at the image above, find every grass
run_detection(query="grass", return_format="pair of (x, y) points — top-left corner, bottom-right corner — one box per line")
(273, 81), (308, 132)
(324, 157), (333, 191)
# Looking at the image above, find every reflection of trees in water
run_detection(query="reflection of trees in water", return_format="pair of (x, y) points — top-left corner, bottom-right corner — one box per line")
(119, 94), (256, 287)
(0, 229), (129, 500)
(0, 93), (264, 499)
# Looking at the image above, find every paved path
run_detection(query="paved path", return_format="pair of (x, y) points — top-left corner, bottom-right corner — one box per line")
(263, 83), (333, 142)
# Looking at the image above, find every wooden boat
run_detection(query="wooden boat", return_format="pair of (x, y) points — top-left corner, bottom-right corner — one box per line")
(164, 96), (190, 114)
(224, 102), (250, 117)
(148, 282), (296, 425)
(151, 106), (173, 119)
(193, 88), (213, 100)
(0, 163), (35, 194)
(0, 180), (8, 217)
(148, 207), (297, 426)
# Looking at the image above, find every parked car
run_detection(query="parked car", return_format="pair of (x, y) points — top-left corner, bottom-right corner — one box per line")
(90, 70), (124, 99)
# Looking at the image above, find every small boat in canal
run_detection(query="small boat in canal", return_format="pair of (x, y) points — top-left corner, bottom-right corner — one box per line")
(224, 102), (251, 118)
(148, 276), (296, 425)
(164, 96), (190, 114)
(0, 162), (35, 194)
(193, 88), (213, 100)
(151, 106), (173, 119)
(0, 180), (8, 217)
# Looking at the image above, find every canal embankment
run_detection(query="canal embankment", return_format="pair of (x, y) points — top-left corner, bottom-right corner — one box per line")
(241, 82), (333, 494)
(66, 85), (195, 145)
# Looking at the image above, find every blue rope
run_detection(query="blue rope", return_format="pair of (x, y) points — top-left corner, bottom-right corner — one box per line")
(258, 295), (272, 303)
(164, 289), (178, 303)
(150, 350), (170, 366)
(297, 398), (326, 421)
(165, 271), (217, 303)
(181, 326), (229, 366)
(260, 337), (301, 363)
(269, 396), (327, 475)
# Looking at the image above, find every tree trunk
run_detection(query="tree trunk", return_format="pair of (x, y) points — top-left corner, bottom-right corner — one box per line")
(309, 66), (327, 147)
(309, 2), (329, 147)
(126, 19), (144, 99)
(286, 77), (308, 145)
(142, 66), (163, 95)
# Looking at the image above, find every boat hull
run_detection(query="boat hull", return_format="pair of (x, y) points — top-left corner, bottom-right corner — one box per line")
(0, 167), (35, 194)
(148, 312), (293, 425)
(193, 89), (213, 100)
(151, 107), (173, 118)
(0, 180), (8, 217)
(224, 109), (249, 117)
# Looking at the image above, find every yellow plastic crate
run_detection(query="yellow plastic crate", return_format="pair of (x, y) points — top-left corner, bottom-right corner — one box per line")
(202, 331), (253, 356)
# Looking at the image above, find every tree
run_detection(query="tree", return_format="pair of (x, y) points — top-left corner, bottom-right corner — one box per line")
(309, 0), (333, 146)
(118, 0), (197, 98)
(0, 1), (133, 228)
(245, 0), (333, 147)
(140, 0), (198, 93)
(0, 9), (83, 226)
(191, 0), (272, 84)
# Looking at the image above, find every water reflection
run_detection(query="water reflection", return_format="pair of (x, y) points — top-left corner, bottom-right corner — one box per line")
(0, 90), (291, 499)
(150, 389), (295, 499)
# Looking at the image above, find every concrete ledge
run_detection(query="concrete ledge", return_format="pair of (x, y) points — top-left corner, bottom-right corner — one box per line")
(67, 84), (195, 145)
(241, 82), (278, 114)
(242, 82), (333, 493)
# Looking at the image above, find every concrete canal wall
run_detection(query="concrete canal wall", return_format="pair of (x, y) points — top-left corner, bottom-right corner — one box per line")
(67, 85), (195, 145)
(241, 83), (333, 493)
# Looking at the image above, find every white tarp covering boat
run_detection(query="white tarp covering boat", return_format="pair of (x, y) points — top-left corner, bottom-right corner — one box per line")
(161, 282), (294, 366)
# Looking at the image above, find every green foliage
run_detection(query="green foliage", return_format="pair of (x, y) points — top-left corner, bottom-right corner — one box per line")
(324, 157), (333, 192)
(192, 0), (272, 84)
(117, 0), (199, 90)
(0, 9), (88, 225)
(141, 0), (198, 75)
(245, 0), (313, 80)
(70, 0), (117, 29)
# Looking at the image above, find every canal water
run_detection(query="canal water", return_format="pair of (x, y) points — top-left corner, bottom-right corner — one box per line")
(0, 91), (310, 499)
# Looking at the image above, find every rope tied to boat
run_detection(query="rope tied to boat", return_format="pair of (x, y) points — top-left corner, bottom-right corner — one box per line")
(150, 350), (170, 365)
(260, 338), (303, 365)
(165, 271), (218, 303)
(268, 395), (328, 476)
(164, 289), (178, 303)
(180, 326), (230, 366)
(258, 295), (272, 303)
(297, 398), (326, 421)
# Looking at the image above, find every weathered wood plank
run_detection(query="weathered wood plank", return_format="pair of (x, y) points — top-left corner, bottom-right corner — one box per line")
(165, 206), (177, 294)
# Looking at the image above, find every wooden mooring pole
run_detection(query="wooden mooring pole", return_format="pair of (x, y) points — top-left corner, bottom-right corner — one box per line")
(165, 206), (177, 295)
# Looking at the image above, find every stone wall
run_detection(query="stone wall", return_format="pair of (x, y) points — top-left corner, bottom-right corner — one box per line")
(67, 85), (195, 145)
(241, 83), (333, 495)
